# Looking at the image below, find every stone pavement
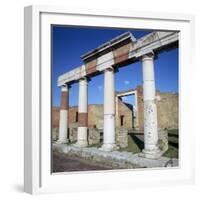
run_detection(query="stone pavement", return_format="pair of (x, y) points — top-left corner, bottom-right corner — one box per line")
(53, 151), (113, 172)
(53, 143), (178, 169)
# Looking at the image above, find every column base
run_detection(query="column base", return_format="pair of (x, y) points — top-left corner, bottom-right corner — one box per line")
(56, 139), (69, 144)
(74, 140), (88, 148)
(138, 148), (163, 159)
(99, 143), (119, 152)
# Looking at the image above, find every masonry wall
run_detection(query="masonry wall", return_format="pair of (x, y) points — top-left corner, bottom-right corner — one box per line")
(116, 98), (133, 129)
(135, 86), (178, 130)
(52, 88), (178, 130)
(68, 105), (104, 129)
(157, 93), (178, 129)
(136, 86), (144, 130)
(52, 107), (60, 128)
(52, 103), (132, 130)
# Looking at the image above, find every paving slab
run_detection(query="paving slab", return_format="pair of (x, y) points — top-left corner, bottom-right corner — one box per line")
(53, 143), (178, 169)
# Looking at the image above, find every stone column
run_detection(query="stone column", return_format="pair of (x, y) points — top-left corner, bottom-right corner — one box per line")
(57, 84), (69, 144)
(100, 67), (117, 151)
(75, 77), (88, 147)
(141, 52), (162, 159)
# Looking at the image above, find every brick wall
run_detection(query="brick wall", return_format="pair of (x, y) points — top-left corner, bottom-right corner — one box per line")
(52, 88), (178, 130)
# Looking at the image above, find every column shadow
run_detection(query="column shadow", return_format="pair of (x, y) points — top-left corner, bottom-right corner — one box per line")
(168, 141), (179, 148)
(129, 133), (144, 150)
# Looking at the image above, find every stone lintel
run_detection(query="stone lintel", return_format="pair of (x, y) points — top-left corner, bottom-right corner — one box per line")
(57, 31), (178, 86)
(116, 89), (136, 97)
(57, 64), (86, 87)
(81, 32), (136, 62)
(131, 32), (178, 59)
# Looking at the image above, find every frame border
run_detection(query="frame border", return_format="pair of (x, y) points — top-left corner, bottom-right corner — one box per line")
(24, 5), (195, 194)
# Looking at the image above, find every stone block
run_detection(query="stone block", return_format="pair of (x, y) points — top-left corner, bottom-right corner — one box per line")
(52, 127), (59, 141)
(116, 128), (128, 148)
(88, 128), (100, 145)
(158, 129), (168, 152)
(69, 128), (77, 142)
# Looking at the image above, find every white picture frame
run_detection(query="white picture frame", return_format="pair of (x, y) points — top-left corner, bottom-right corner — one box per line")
(24, 5), (195, 194)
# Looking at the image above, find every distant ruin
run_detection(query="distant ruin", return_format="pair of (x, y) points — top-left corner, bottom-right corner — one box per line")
(53, 86), (178, 131)
(53, 86), (178, 151)
(55, 31), (178, 159)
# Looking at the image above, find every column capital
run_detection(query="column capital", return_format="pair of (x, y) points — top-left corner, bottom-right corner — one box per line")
(104, 66), (114, 72)
(79, 77), (89, 86)
(104, 66), (120, 74)
(142, 51), (154, 61)
(61, 84), (70, 92)
(79, 76), (92, 82)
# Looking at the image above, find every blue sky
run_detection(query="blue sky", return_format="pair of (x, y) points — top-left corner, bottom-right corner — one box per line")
(52, 26), (178, 107)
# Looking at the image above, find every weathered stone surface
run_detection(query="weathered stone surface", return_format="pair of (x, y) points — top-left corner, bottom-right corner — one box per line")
(85, 59), (97, 75)
(88, 128), (100, 145)
(116, 98), (133, 129)
(57, 64), (86, 86)
(88, 105), (104, 129)
(60, 90), (69, 110)
(67, 127), (101, 145)
(113, 42), (132, 64)
(52, 127), (59, 141)
(52, 89), (178, 131)
(158, 129), (168, 152)
(69, 128), (77, 142)
(57, 31), (178, 86)
(52, 107), (60, 128)
(78, 112), (88, 127)
(116, 128), (128, 148)
(96, 52), (115, 72)
(53, 151), (113, 172)
(135, 86), (178, 130)
(157, 93), (178, 129)
(53, 103), (133, 131)
(53, 143), (178, 169)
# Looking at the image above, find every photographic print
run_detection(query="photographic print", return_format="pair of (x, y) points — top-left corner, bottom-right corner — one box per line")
(51, 26), (179, 173)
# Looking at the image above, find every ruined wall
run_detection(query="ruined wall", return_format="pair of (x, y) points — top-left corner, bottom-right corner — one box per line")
(52, 107), (60, 128)
(88, 105), (103, 129)
(136, 86), (144, 130)
(52, 103), (132, 130)
(116, 98), (133, 129)
(68, 104), (104, 129)
(68, 107), (78, 128)
(157, 93), (178, 129)
(135, 86), (178, 130)
(52, 88), (178, 131)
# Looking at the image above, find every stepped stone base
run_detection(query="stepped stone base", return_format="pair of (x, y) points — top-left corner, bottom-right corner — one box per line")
(53, 143), (178, 169)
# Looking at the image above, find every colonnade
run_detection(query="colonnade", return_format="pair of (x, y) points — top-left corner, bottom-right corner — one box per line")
(57, 52), (161, 158)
